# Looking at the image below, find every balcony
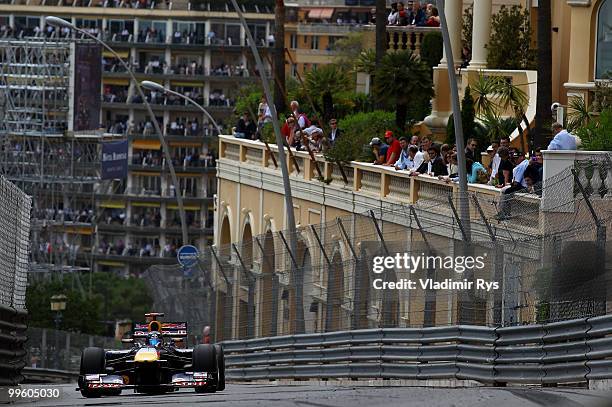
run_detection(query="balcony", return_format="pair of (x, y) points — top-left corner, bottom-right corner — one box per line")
(128, 163), (216, 174)
(297, 23), (364, 36)
(218, 135), (543, 237)
(97, 222), (210, 234)
(101, 101), (234, 113)
(80, 252), (177, 265)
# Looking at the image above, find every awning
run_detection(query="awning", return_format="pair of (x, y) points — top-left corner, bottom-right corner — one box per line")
(131, 202), (161, 208)
(65, 226), (93, 235)
(167, 204), (201, 210)
(320, 8), (334, 19)
(103, 50), (129, 59)
(169, 141), (202, 147)
(176, 173), (201, 177)
(170, 81), (204, 88)
(99, 201), (126, 209)
(98, 261), (125, 267)
(308, 8), (323, 19)
(103, 78), (130, 86)
(132, 140), (161, 150)
(131, 171), (162, 177)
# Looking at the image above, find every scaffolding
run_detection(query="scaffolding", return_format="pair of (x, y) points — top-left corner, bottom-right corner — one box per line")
(0, 39), (102, 275)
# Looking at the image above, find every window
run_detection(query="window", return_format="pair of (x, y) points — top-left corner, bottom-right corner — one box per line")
(138, 20), (167, 43)
(290, 34), (298, 49)
(596, 0), (612, 78)
(311, 36), (319, 50)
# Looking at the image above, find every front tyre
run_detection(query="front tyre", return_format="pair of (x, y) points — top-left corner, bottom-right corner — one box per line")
(214, 344), (225, 392)
(79, 347), (106, 398)
(192, 344), (216, 393)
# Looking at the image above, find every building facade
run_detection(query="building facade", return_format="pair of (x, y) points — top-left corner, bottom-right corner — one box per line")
(0, 1), (274, 276)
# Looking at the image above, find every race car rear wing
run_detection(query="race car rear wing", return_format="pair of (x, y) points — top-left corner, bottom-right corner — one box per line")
(133, 321), (188, 338)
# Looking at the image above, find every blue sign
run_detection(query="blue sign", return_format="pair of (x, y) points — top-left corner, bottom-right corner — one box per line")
(177, 245), (199, 268)
(101, 140), (128, 180)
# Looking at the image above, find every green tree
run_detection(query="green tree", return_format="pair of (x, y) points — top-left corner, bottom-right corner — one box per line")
(354, 49), (376, 75)
(273, 0), (286, 114)
(447, 85), (476, 144)
(325, 110), (397, 164)
(575, 107), (612, 151)
(304, 64), (352, 123)
(420, 31), (443, 73)
(566, 96), (593, 132)
(535, 0), (553, 148)
(26, 278), (103, 335)
(332, 32), (366, 73)
(374, 50), (434, 130)
(487, 5), (536, 70)
(234, 85), (263, 120)
(26, 273), (154, 335)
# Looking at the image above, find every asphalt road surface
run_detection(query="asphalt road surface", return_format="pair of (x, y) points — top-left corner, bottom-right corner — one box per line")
(5, 383), (612, 407)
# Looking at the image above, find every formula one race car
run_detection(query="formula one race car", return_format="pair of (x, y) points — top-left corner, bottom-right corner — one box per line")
(77, 313), (225, 397)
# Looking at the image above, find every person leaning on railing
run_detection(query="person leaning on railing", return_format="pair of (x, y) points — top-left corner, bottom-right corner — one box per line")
(412, 143), (448, 176)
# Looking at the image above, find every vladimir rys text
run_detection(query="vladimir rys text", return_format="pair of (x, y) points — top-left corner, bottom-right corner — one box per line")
(371, 253), (499, 292)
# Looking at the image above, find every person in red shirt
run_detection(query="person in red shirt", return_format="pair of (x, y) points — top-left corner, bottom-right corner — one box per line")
(383, 130), (402, 166)
(281, 117), (298, 147)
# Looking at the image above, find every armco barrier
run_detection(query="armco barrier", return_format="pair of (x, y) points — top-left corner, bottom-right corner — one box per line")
(221, 315), (612, 385)
(0, 304), (27, 386)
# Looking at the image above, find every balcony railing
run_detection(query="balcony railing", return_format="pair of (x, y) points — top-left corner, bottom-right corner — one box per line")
(297, 23), (364, 35)
(218, 135), (543, 234)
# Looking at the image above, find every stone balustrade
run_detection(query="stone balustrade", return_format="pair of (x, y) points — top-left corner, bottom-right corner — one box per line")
(219, 135), (545, 233)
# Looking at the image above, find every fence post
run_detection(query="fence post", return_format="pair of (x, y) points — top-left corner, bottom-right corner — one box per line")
(65, 333), (71, 371)
(255, 236), (278, 337)
(41, 329), (47, 369)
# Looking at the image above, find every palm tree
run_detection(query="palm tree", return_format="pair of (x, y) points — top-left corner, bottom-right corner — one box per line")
(304, 65), (352, 123)
(375, 0), (387, 109)
(566, 96), (593, 132)
(375, 50), (434, 130)
(535, 0), (552, 148)
(274, 0), (286, 114)
(375, 0), (386, 67)
(354, 49), (376, 75)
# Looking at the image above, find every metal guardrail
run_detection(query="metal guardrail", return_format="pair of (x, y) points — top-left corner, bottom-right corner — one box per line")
(21, 368), (78, 384)
(0, 304), (27, 386)
(221, 315), (612, 385)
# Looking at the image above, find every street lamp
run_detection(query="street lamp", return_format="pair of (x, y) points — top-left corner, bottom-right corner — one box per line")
(50, 294), (67, 370)
(140, 81), (223, 136)
(45, 16), (189, 246)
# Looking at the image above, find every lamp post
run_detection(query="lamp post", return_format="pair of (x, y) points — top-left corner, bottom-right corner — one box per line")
(45, 16), (189, 246)
(437, 1), (471, 241)
(229, 0), (303, 334)
(50, 294), (67, 370)
(140, 81), (223, 136)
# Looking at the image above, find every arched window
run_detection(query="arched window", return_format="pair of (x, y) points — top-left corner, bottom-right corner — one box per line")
(596, 0), (612, 78)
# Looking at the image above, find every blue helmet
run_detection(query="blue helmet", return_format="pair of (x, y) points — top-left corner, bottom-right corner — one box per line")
(147, 331), (162, 348)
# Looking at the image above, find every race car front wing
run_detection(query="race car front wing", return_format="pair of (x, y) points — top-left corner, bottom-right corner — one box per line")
(78, 372), (214, 391)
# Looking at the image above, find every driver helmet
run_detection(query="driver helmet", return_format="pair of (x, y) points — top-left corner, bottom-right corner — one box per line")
(147, 331), (162, 348)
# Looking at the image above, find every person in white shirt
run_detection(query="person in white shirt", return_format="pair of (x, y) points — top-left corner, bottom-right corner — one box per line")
(487, 141), (501, 184)
(548, 122), (577, 150)
(396, 145), (424, 171)
(290, 100), (307, 130)
(388, 2), (399, 25)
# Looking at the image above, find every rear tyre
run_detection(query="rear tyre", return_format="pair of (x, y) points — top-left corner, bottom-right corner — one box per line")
(193, 344), (216, 393)
(79, 347), (106, 398)
(214, 344), (225, 392)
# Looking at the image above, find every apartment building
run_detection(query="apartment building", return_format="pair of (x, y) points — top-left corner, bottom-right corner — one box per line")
(0, 0), (274, 276)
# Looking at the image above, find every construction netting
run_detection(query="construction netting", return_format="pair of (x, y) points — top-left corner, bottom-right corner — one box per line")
(0, 176), (32, 309)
